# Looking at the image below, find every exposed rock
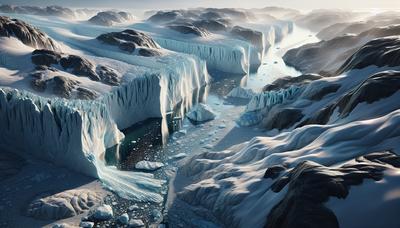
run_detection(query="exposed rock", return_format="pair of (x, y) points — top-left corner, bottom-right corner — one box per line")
(31, 49), (121, 86)
(230, 26), (264, 48)
(51, 76), (80, 98)
(306, 84), (341, 101)
(186, 103), (216, 122)
(337, 36), (400, 74)
(283, 25), (400, 74)
(0, 16), (57, 50)
(0, 5), (78, 18)
(148, 11), (181, 23)
(135, 161), (165, 171)
(77, 87), (98, 100)
(266, 150), (400, 228)
(194, 19), (229, 32)
(298, 71), (400, 127)
(26, 189), (102, 220)
(96, 65), (120, 86)
(263, 165), (287, 179)
(90, 204), (113, 221)
(97, 29), (161, 57)
(263, 108), (304, 130)
(31, 49), (61, 66)
(138, 48), (162, 57)
(88, 11), (133, 26)
(263, 74), (322, 92)
(168, 24), (209, 37)
(60, 55), (100, 81)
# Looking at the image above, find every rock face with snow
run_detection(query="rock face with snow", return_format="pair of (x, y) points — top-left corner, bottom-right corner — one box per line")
(0, 16), (58, 50)
(26, 189), (102, 220)
(97, 29), (162, 57)
(168, 24), (210, 37)
(283, 25), (400, 74)
(299, 71), (400, 127)
(266, 151), (400, 228)
(0, 4), (80, 18)
(186, 103), (216, 122)
(337, 36), (400, 74)
(88, 11), (134, 26)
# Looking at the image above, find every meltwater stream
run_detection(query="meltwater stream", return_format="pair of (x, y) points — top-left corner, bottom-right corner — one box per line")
(100, 26), (319, 227)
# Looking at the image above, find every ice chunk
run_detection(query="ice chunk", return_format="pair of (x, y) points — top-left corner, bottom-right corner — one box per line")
(227, 87), (256, 99)
(135, 161), (165, 171)
(128, 219), (145, 227)
(186, 103), (216, 122)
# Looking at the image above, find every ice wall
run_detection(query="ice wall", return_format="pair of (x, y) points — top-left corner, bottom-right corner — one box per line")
(0, 88), (123, 177)
(154, 37), (250, 75)
(246, 85), (302, 112)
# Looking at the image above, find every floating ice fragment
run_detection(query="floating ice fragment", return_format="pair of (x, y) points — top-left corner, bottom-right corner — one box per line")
(135, 161), (165, 171)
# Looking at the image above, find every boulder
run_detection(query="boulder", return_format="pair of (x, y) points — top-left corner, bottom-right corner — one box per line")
(90, 204), (113, 221)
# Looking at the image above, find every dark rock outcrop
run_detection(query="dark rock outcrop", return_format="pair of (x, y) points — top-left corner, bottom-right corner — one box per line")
(283, 25), (400, 75)
(266, 150), (400, 228)
(60, 55), (99, 81)
(96, 66), (120, 86)
(337, 36), (400, 74)
(263, 74), (322, 92)
(306, 84), (341, 101)
(168, 24), (209, 37)
(194, 19), (229, 32)
(0, 16), (57, 50)
(97, 29), (161, 57)
(230, 26), (264, 49)
(298, 71), (400, 127)
(148, 11), (181, 23)
(31, 49), (121, 86)
(31, 49), (61, 66)
(0, 5), (76, 18)
(88, 11), (133, 26)
(263, 108), (304, 130)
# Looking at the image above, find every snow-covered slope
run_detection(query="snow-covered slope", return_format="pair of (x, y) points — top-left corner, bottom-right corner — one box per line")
(283, 25), (400, 74)
(170, 66), (400, 227)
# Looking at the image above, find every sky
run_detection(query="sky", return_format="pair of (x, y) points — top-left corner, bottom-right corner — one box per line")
(0, 0), (399, 10)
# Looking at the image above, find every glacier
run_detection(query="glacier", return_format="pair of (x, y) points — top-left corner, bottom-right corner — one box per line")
(0, 14), (210, 203)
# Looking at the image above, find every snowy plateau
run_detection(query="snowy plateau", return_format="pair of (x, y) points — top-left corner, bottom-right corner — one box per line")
(0, 4), (399, 228)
